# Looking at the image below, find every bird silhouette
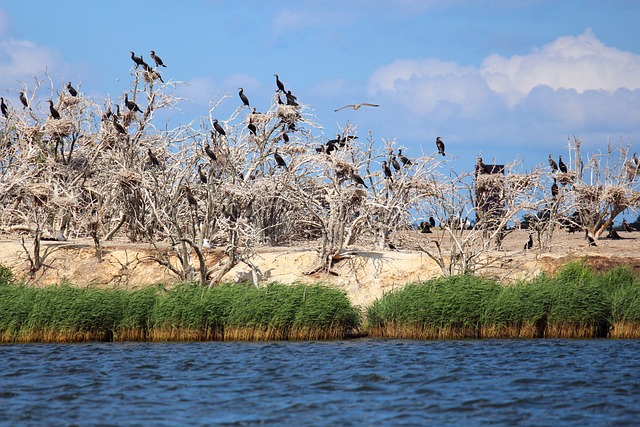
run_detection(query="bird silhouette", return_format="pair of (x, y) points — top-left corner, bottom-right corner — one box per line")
(247, 118), (257, 136)
(334, 103), (379, 112)
(130, 51), (145, 68)
(19, 91), (30, 110)
(197, 164), (207, 184)
(112, 116), (126, 134)
(274, 149), (288, 170)
(213, 119), (226, 137)
(274, 74), (285, 92)
(47, 100), (60, 120)
(558, 155), (568, 173)
(184, 185), (198, 207)
(436, 137), (446, 156)
(350, 171), (368, 188)
(398, 149), (412, 166)
(124, 93), (142, 113)
(238, 88), (250, 108)
(204, 144), (217, 162)
(382, 161), (393, 182)
(67, 82), (78, 97)
(551, 177), (559, 198)
(391, 155), (401, 172)
(150, 50), (166, 67)
(147, 148), (160, 167)
(0, 97), (7, 117)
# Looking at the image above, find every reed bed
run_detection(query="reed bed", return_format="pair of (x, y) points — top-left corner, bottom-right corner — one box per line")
(367, 262), (640, 339)
(0, 280), (361, 343)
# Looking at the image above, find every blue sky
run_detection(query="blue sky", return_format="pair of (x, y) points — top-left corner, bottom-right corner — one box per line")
(2, 0), (640, 170)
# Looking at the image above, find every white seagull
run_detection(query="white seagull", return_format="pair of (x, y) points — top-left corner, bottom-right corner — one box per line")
(334, 103), (379, 112)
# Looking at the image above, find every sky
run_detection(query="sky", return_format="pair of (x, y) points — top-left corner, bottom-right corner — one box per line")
(1, 0), (640, 171)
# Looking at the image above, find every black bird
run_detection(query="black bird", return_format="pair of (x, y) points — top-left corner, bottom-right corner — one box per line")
(436, 137), (445, 156)
(390, 155), (401, 172)
(238, 88), (250, 108)
(19, 91), (29, 109)
(382, 161), (393, 182)
(476, 157), (486, 174)
(130, 51), (145, 68)
(247, 119), (257, 136)
(585, 230), (597, 247)
(350, 171), (368, 188)
(548, 154), (558, 172)
(213, 119), (226, 137)
(285, 90), (298, 106)
(551, 178), (559, 198)
(420, 221), (432, 233)
(632, 153), (640, 168)
(138, 55), (152, 72)
(112, 116), (126, 134)
(622, 219), (636, 232)
(274, 74), (285, 92)
(147, 148), (160, 167)
(273, 149), (288, 170)
(47, 100), (60, 120)
(558, 155), (568, 173)
(315, 145), (325, 154)
(276, 94), (284, 105)
(429, 216), (436, 228)
(340, 134), (358, 146)
(325, 140), (337, 154)
(184, 185), (198, 207)
(197, 164), (208, 184)
(204, 144), (217, 162)
(67, 82), (78, 97)
(524, 234), (533, 250)
(398, 149), (412, 166)
(150, 50), (166, 67)
(124, 93), (142, 113)
(0, 97), (7, 117)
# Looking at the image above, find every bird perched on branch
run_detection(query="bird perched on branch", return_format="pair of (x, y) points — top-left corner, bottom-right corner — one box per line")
(334, 103), (379, 112)
(19, 91), (30, 110)
(551, 177), (559, 198)
(147, 148), (160, 167)
(47, 100), (60, 120)
(124, 93), (142, 113)
(390, 155), (401, 172)
(197, 164), (207, 184)
(204, 144), (217, 162)
(112, 116), (126, 134)
(67, 82), (78, 97)
(274, 74), (285, 92)
(436, 137), (446, 156)
(558, 155), (568, 173)
(398, 149), (412, 166)
(213, 119), (226, 137)
(0, 97), (7, 117)
(382, 161), (393, 182)
(184, 185), (198, 207)
(130, 51), (145, 68)
(548, 154), (558, 172)
(247, 118), (257, 136)
(285, 90), (298, 106)
(150, 50), (166, 68)
(350, 171), (368, 188)
(238, 88), (250, 108)
(274, 149), (288, 170)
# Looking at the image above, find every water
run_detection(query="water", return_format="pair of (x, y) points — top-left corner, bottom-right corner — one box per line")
(1, 339), (639, 426)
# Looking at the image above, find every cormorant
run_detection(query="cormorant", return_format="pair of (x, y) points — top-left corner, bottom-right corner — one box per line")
(315, 145), (325, 154)
(67, 82), (78, 97)
(633, 153), (639, 168)
(476, 157), (486, 174)
(334, 103), (379, 112)
(282, 132), (289, 143)
(204, 144), (217, 162)
(124, 93), (142, 113)
(19, 91), (29, 109)
(130, 51), (145, 68)
(238, 88), (250, 108)
(420, 221), (431, 233)
(138, 55), (152, 72)
(247, 119), (257, 136)
(147, 148), (160, 167)
(184, 185), (198, 207)
(398, 149), (412, 166)
(429, 216), (436, 228)
(622, 219), (636, 232)
(47, 100), (60, 120)
(382, 161), (393, 181)
(285, 90), (298, 106)
(112, 116), (126, 134)
(274, 74), (285, 92)
(197, 164), (207, 184)
(0, 97), (7, 117)
(350, 171), (368, 188)
(325, 140), (337, 154)
(150, 50), (166, 67)
(558, 155), (568, 173)
(524, 234), (533, 250)
(213, 119), (226, 137)
(551, 178), (559, 198)
(585, 230), (597, 247)
(548, 154), (558, 172)
(436, 137), (445, 156)
(391, 155), (401, 171)
(273, 149), (288, 170)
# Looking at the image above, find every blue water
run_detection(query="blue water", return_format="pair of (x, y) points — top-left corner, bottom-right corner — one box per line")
(1, 339), (639, 426)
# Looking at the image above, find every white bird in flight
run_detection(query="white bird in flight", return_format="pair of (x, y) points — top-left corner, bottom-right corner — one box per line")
(334, 103), (379, 112)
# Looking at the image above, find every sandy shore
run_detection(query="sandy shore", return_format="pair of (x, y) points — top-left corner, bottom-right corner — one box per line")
(1, 229), (639, 308)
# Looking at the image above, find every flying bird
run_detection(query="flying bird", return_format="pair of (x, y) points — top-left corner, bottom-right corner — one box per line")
(67, 82), (78, 97)
(238, 88), (250, 108)
(150, 50), (166, 67)
(334, 103), (379, 112)
(436, 137), (445, 156)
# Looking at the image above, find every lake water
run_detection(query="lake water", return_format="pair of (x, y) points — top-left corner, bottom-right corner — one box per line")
(1, 339), (639, 426)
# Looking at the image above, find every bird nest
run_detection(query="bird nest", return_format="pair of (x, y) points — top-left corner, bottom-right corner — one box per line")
(625, 163), (639, 180)
(574, 184), (601, 202)
(120, 110), (137, 127)
(475, 173), (504, 192)
(602, 186), (630, 207)
(44, 118), (76, 138)
(557, 171), (576, 186)
(247, 113), (270, 124)
(506, 173), (534, 189)
(142, 70), (163, 83)
(410, 179), (438, 196)
(630, 191), (640, 207)
(50, 195), (79, 209)
(277, 105), (299, 121)
(117, 170), (143, 188)
(60, 94), (80, 108)
(278, 145), (306, 155)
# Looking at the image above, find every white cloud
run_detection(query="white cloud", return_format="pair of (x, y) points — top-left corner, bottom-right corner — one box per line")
(0, 38), (67, 88)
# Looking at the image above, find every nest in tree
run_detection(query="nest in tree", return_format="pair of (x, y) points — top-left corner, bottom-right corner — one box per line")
(44, 118), (76, 138)
(120, 110), (137, 127)
(277, 105), (299, 121)
(23, 183), (51, 206)
(142, 70), (163, 84)
(50, 195), (79, 209)
(630, 191), (640, 207)
(117, 171), (142, 189)
(60, 94), (80, 108)
(248, 113), (270, 124)
(507, 173), (534, 189)
(602, 186), (629, 207)
(278, 145), (306, 155)
(625, 163), (639, 181)
(411, 179), (438, 196)
(574, 184), (602, 203)
(557, 171), (576, 186)
(476, 173), (504, 192)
